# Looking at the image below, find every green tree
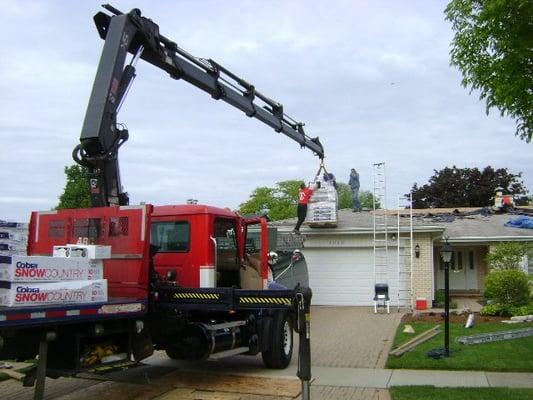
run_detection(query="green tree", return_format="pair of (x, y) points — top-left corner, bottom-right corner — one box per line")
(445, 0), (533, 141)
(57, 164), (91, 209)
(337, 184), (378, 209)
(337, 183), (352, 209)
(239, 180), (303, 221)
(408, 166), (527, 208)
(359, 190), (378, 209)
(240, 181), (379, 220)
(486, 242), (530, 270)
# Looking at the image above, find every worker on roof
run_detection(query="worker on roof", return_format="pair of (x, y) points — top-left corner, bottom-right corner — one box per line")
(349, 168), (361, 212)
(293, 182), (318, 234)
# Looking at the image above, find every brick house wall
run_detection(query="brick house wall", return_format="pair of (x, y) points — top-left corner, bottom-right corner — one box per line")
(411, 232), (434, 305)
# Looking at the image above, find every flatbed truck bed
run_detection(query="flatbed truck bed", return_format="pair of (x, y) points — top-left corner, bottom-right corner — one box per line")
(0, 298), (147, 329)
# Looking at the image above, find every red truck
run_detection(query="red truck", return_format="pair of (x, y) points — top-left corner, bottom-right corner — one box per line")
(0, 4), (324, 399)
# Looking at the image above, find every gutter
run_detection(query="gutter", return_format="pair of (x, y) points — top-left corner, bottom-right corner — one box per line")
(444, 235), (533, 244)
(276, 225), (445, 236)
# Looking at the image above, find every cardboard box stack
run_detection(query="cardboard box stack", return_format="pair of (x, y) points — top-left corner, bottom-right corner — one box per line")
(306, 179), (338, 227)
(0, 245), (110, 307)
(0, 220), (28, 257)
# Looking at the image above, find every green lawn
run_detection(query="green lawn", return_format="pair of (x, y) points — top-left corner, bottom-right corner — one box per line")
(386, 321), (533, 372)
(390, 386), (533, 400)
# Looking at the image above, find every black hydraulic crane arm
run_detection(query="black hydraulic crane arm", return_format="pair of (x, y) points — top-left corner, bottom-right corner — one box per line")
(74, 4), (325, 208)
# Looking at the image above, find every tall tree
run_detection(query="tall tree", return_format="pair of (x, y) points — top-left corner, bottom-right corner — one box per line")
(408, 166), (527, 208)
(239, 180), (303, 221)
(240, 180), (378, 221)
(445, 0), (533, 141)
(57, 165), (91, 209)
(337, 184), (377, 209)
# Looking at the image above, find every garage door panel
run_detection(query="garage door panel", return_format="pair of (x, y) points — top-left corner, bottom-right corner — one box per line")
(303, 247), (399, 306)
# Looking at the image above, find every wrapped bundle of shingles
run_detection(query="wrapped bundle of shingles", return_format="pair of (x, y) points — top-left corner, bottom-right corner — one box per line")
(305, 177), (338, 227)
(0, 244), (109, 307)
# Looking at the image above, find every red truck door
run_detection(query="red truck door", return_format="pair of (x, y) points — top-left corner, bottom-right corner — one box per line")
(150, 215), (197, 287)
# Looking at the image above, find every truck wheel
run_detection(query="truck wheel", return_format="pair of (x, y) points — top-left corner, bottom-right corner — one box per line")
(165, 346), (184, 360)
(262, 312), (293, 369)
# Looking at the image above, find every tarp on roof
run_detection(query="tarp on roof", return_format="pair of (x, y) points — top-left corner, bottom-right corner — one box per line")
(505, 216), (533, 230)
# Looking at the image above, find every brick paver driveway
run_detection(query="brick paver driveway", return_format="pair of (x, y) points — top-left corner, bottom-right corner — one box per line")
(311, 306), (403, 368)
(0, 306), (402, 399)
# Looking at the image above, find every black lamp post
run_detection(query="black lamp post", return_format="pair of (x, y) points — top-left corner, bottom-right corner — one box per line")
(440, 240), (453, 357)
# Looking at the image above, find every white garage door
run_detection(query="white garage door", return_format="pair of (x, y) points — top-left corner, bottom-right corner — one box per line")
(304, 247), (400, 306)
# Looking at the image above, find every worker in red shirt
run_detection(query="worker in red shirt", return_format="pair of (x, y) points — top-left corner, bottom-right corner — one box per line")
(293, 182), (318, 234)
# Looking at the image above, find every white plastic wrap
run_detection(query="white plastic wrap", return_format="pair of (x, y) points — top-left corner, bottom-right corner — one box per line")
(305, 179), (338, 226)
(53, 244), (111, 260)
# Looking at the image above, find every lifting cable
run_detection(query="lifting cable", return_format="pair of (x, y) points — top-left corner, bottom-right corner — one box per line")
(312, 159), (329, 183)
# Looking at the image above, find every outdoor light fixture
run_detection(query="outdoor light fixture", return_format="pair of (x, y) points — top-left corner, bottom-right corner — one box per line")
(440, 241), (453, 264)
(415, 244), (420, 258)
(440, 239), (453, 357)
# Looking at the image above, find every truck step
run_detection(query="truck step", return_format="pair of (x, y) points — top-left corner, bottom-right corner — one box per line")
(204, 320), (246, 331)
(209, 346), (250, 360)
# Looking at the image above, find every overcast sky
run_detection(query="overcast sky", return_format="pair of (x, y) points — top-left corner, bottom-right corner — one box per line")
(0, 0), (531, 222)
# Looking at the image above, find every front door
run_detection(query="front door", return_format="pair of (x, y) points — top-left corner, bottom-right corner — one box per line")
(437, 247), (479, 291)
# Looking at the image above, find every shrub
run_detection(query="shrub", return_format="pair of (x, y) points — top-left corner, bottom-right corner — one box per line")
(484, 269), (530, 306)
(433, 289), (458, 309)
(509, 303), (533, 317)
(481, 302), (533, 317)
(480, 303), (511, 316)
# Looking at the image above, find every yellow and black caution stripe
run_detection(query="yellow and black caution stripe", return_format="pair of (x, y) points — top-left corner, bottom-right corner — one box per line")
(173, 292), (220, 300)
(238, 296), (292, 306)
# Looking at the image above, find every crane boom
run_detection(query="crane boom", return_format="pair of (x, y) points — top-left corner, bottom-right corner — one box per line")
(74, 4), (325, 208)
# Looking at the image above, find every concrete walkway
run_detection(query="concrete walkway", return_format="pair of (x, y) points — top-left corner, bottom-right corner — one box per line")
(311, 366), (533, 389)
(157, 359), (533, 390)
(2, 362), (532, 399)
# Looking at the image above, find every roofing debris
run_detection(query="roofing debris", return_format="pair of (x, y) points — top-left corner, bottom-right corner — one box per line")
(399, 206), (533, 225)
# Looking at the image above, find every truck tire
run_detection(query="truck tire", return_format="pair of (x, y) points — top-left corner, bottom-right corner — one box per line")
(261, 311), (293, 369)
(165, 346), (184, 360)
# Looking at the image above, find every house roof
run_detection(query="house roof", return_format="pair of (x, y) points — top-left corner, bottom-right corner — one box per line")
(413, 211), (533, 243)
(270, 207), (533, 242)
(270, 208), (443, 235)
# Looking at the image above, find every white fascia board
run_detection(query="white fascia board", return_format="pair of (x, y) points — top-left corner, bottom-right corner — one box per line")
(446, 236), (533, 244)
(279, 225), (445, 236)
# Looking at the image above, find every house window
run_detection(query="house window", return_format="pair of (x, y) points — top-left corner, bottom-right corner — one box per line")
(452, 251), (463, 272)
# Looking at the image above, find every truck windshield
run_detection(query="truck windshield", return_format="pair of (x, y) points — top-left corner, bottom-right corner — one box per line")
(150, 221), (190, 252)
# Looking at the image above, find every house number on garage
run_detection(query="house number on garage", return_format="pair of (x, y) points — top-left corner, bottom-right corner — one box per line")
(328, 239), (345, 246)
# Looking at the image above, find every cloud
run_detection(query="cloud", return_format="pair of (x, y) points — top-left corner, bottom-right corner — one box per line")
(0, 0), (530, 221)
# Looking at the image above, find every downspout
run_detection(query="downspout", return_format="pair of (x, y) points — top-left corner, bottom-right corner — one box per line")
(431, 234), (443, 304)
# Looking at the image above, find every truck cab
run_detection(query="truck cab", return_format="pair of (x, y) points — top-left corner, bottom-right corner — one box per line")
(26, 204), (270, 300)
(150, 205), (267, 291)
